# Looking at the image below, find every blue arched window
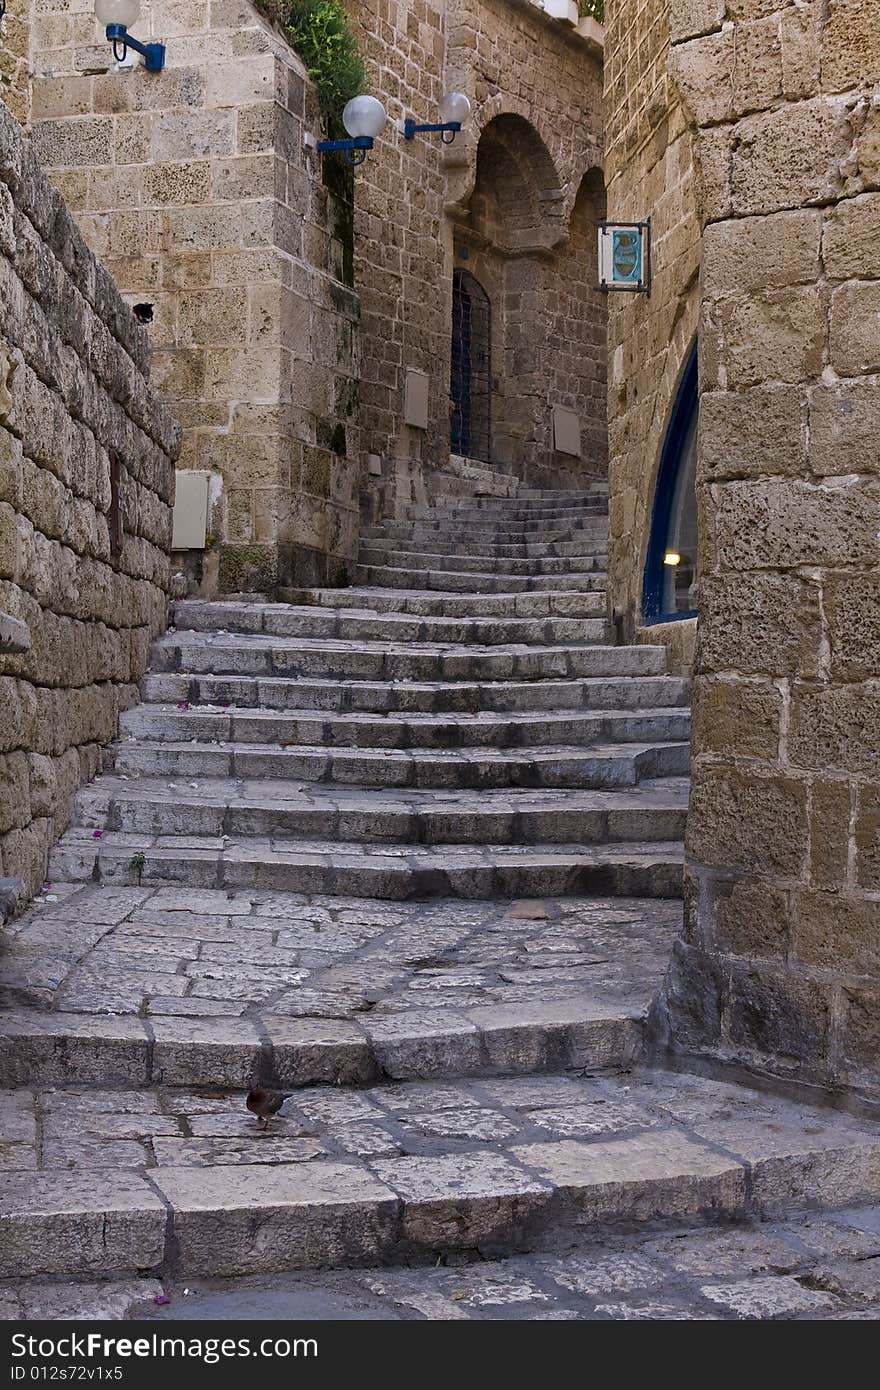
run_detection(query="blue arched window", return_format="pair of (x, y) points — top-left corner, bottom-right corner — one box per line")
(643, 342), (698, 623)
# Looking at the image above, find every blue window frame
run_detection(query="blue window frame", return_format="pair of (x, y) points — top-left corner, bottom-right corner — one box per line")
(643, 342), (698, 623)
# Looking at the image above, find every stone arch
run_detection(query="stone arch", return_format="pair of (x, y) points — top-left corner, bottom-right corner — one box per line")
(445, 99), (566, 253)
(466, 113), (567, 255)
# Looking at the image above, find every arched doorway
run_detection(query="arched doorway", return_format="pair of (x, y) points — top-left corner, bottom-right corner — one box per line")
(450, 268), (492, 463)
(643, 342), (699, 622)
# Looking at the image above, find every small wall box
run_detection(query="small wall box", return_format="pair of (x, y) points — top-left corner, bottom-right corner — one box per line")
(598, 220), (651, 294)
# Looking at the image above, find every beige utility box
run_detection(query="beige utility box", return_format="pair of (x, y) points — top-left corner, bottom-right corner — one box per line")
(171, 470), (211, 549)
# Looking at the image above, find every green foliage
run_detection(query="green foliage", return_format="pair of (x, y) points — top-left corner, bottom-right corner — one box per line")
(579, 0), (604, 20)
(266, 0), (366, 126)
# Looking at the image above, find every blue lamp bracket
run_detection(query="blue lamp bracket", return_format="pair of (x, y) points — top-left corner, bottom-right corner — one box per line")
(106, 23), (165, 71)
(403, 119), (462, 144)
(315, 135), (374, 167)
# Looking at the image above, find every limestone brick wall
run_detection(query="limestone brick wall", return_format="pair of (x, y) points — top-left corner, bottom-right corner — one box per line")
(25, 1), (360, 594)
(604, 0), (701, 649)
(0, 99), (177, 896)
(653, 0), (880, 1101)
(0, 0), (31, 126)
(348, 0), (606, 511)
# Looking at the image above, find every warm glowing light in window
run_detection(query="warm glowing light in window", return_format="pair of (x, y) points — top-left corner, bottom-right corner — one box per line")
(663, 551), (681, 567)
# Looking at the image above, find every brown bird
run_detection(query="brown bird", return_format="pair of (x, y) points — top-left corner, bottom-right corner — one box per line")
(246, 1086), (285, 1130)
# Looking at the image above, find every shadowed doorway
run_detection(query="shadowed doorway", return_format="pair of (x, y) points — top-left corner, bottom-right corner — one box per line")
(450, 268), (492, 462)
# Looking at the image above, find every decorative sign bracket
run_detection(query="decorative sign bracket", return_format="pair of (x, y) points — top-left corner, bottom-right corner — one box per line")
(598, 219), (651, 295)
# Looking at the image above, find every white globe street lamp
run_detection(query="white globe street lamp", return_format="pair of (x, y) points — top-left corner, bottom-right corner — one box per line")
(94, 0), (165, 71)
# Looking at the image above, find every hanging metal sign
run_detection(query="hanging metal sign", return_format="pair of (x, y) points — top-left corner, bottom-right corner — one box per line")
(598, 220), (651, 294)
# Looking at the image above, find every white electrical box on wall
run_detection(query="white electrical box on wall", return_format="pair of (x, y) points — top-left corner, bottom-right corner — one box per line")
(171, 470), (210, 549)
(404, 369), (430, 430)
(552, 406), (582, 458)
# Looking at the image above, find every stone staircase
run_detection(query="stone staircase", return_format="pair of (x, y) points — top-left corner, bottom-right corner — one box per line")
(49, 481), (690, 899)
(3, 481), (880, 1299)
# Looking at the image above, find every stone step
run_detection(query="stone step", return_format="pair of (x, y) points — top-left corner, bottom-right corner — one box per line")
(358, 547), (608, 576)
(108, 737), (690, 790)
(74, 777), (689, 846)
(170, 603), (609, 645)
(151, 634), (664, 683)
(275, 586), (607, 619)
(141, 671), (690, 715)
(355, 564), (608, 593)
(430, 495), (608, 514)
(49, 833), (685, 899)
(120, 704), (691, 752)
(363, 535), (610, 560)
(424, 505), (609, 525)
(0, 883), (679, 1068)
(4, 1069), (880, 1279)
(363, 520), (608, 545)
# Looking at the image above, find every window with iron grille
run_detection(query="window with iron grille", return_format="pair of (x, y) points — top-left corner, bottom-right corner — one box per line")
(450, 269), (491, 463)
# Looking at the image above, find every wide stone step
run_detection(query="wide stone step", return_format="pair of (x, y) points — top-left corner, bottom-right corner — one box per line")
(171, 603), (609, 645)
(142, 671), (690, 715)
(358, 547), (607, 575)
(275, 586), (606, 619)
(355, 564), (608, 593)
(109, 738), (690, 790)
(74, 777), (689, 846)
(120, 703), (690, 752)
(429, 499), (608, 519)
(49, 833), (685, 899)
(0, 883), (678, 1070)
(363, 527), (609, 555)
(378, 507), (606, 528)
(152, 634), (662, 683)
(4, 1069), (880, 1278)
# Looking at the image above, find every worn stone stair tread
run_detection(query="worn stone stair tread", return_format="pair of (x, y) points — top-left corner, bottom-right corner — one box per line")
(108, 737), (690, 791)
(121, 700), (686, 733)
(119, 703), (691, 750)
(156, 632), (622, 659)
(142, 671), (690, 714)
(49, 832), (684, 898)
(4, 1069), (880, 1278)
(0, 882), (678, 1066)
(171, 609), (611, 644)
(172, 602), (608, 637)
(354, 564), (608, 592)
(358, 549), (608, 575)
(153, 634), (662, 682)
(72, 775), (689, 846)
(274, 586), (608, 616)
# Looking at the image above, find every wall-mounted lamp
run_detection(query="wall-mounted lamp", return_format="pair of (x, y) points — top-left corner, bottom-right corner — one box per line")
(404, 92), (471, 144)
(95, 0), (165, 72)
(317, 95), (387, 166)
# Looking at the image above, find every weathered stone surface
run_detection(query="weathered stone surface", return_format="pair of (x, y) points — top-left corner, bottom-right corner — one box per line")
(512, 1130), (746, 1220)
(153, 1162), (400, 1276)
(0, 1171), (166, 1277)
(688, 768), (808, 876)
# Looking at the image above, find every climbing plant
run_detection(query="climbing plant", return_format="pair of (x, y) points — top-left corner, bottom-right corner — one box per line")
(579, 0), (604, 19)
(257, 0), (366, 131)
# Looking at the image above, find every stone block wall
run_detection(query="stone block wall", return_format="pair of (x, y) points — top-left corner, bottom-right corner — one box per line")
(0, 99), (177, 896)
(604, 0), (701, 652)
(654, 0), (880, 1102)
(24, 1), (360, 594)
(348, 0), (606, 511)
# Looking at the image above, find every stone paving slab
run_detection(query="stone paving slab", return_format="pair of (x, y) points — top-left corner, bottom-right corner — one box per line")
(2, 1070), (880, 1279)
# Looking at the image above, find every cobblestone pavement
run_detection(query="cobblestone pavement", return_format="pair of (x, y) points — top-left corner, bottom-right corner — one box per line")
(0, 883), (679, 1023)
(4, 1206), (880, 1320)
